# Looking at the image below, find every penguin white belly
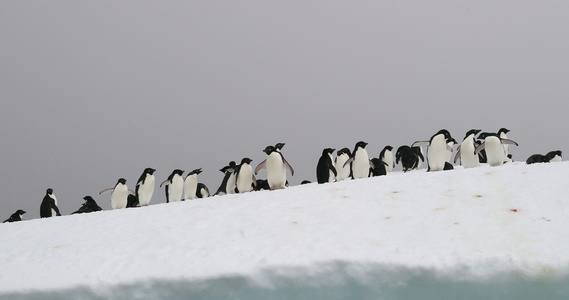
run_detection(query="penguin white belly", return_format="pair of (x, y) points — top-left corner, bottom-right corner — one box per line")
(184, 175), (198, 200)
(327, 153), (336, 182)
(415, 147), (424, 169)
(427, 135), (447, 171)
(169, 177), (184, 202)
(383, 150), (394, 172)
(266, 152), (286, 189)
(484, 137), (505, 166)
(51, 208), (57, 217)
(138, 175), (155, 206)
(335, 155), (350, 181)
(460, 140), (479, 169)
(226, 173), (236, 194)
(236, 165), (253, 193)
(352, 149), (369, 179)
(500, 133), (509, 157)
(111, 186), (129, 209)
(550, 155), (562, 162)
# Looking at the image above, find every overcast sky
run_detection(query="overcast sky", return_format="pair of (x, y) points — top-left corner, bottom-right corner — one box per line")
(1, 1), (568, 219)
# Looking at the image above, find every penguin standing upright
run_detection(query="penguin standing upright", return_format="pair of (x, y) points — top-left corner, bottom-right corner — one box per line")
(343, 141), (372, 179)
(160, 169), (185, 203)
(475, 132), (518, 166)
(235, 158), (256, 193)
(215, 161), (237, 196)
(71, 196), (103, 214)
(412, 129), (454, 172)
(183, 168), (202, 200)
(317, 148), (337, 184)
(498, 128), (511, 157)
(444, 138), (457, 163)
(100, 178), (135, 209)
(255, 145), (294, 190)
(3, 210), (26, 223)
(454, 129), (482, 168)
(335, 148), (352, 181)
(379, 146), (395, 172)
(40, 188), (61, 218)
(136, 168), (156, 207)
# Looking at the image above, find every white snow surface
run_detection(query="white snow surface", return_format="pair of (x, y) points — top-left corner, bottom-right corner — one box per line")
(1, 162), (569, 299)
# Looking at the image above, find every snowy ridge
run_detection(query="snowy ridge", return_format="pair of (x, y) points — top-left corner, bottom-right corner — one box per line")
(1, 162), (569, 299)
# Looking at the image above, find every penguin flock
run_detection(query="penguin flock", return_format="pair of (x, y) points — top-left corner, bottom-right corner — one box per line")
(1, 129), (563, 223)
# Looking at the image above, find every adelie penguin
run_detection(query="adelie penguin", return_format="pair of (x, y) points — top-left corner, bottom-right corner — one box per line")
(454, 129), (482, 169)
(40, 188), (61, 218)
(71, 196), (103, 214)
(335, 148), (352, 181)
(369, 158), (388, 176)
(100, 178), (135, 209)
(475, 132), (518, 166)
(379, 146), (395, 172)
(196, 183), (210, 198)
(526, 150), (562, 164)
(412, 129), (454, 172)
(3, 210), (26, 223)
(160, 169), (185, 203)
(547, 150), (562, 162)
(396, 145), (421, 172)
(136, 168), (156, 207)
(215, 161), (237, 196)
(183, 168), (203, 200)
(235, 158), (256, 193)
(255, 145), (294, 190)
(343, 141), (372, 179)
(317, 148), (337, 184)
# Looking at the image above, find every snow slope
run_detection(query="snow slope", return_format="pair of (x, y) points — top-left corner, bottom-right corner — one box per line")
(1, 162), (569, 299)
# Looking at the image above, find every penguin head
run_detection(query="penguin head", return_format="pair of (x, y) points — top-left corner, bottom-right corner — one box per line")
(546, 150), (562, 160)
(83, 196), (95, 202)
(274, 143), (285, 151)
(240, 158), (253, 165)
(477, 132), (496, 140)
(173, 169), (184, 176)
(144, 168), (156, 175)
(383, 146), (393, 151)
(498, 128), (510, 135)
(321, 148), (335, 156)
(263, 145), (277, 155)
(355, 141), (368, 149)
(337, 147), (352, 157)
(188, 168), (203, 175)
(433, 129), (452, 141)
(464, 129), (482, 140)
(16, 209), (26, 215)
(46, 188), (54, 195)
(117, 178), (127, 186)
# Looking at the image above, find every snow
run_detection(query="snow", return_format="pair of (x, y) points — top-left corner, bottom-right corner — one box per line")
(1, 162), (569, 299)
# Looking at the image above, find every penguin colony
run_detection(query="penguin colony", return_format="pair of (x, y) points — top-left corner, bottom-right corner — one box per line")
(1, 129), (563, 223)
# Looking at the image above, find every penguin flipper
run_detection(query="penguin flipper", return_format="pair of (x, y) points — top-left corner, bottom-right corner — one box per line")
(343, 157), (354, 168)
(412, 141), (430, 147)
(474, 142), (486, 155)
(454, 148), (462, 164)
(254, 160), (266, 175)
(330, 165), (337, 177)
(368, 159), (375, 168)
(283, 158), (294, 176)
(99, 188), (114, 195)
(159, 180), (170, 188)
(446, 145), (453, 152)
(501, 139), (519, 146)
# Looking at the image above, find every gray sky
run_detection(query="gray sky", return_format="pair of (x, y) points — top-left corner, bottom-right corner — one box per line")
(1, 1), (568, 219)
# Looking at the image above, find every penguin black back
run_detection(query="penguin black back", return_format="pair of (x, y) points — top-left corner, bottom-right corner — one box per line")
(316, 148), (337, 184)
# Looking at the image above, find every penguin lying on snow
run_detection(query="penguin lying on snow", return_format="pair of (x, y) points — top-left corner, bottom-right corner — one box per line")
(3, 210), (26, 223)
(526, 150), (562, 164)
(72, 196), (103, 214)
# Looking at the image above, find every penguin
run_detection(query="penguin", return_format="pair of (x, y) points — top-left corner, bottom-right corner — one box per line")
(379, 146), (395, 172)
(316, 148), (337, 184)
(160, 169), (184, 203)
(526, 154), (549, 164)
(215, 161), (237, 196)
(183, 168), (202, 200)
(300, 180), (312, 184)
(255, 145), (294, 190)
(342, 141), (373, 179)
(474, 132), (519, 166)
(369, 158), (388, 176)
(135, 168), (156, 207)
(40, 188), (61, 218)
(71, 196), (103, 214)
(498, 128), (511, 157)
(444, 137), (457, 163)
(235, 158), (256, 193)
(454, 129), (482, 168)
(126, 194), (139, 208)
(412, 145), (425, 170)
(546, 150), (562, 162)
(195, 183), (210, 198)
(505, 154), (513, 164)
(335, 148), (352, 181)
(412, 129), (454, 172)
(396, 145), (419, 172)
(254, 179), (270, 191)
(100, 178), (135, 209)
(3, 210), (26, 223)
(475, 139), (488, 163)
